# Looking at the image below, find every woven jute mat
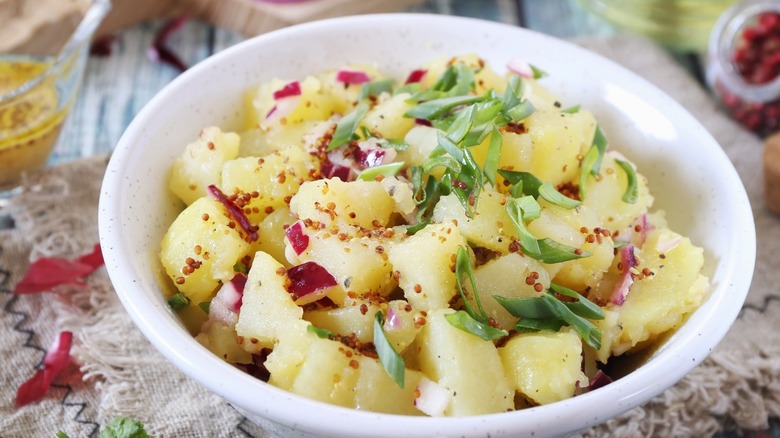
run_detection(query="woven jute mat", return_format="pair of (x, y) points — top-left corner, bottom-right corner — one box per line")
(0, 36), (775, 437)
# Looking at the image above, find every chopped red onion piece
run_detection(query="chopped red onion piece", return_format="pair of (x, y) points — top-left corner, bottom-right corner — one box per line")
(285, 222), (310, 255)
(207, 185), (258, 242)
(15, 331), (73, 408)
(89, 34), (118, 57)
(14, 244), (104, 294)
(655, 235), (682, 254)
(336, 69), (371, 85)
(226, 273), (247, 313)
(354, 147), (386, 168)
(273, 81), (302, 100)
(320, 162), (353, 181)
(611, 245), (637, 306)
(148, 16), (189, 73)
(287, 262), (338, 305)
(405, 69), (427, 84)
(588, 370), (613, 391)
(265, 96), (301, 122)
(415, 118), (433, 127)
(385, 308), (402, 331)
(507, 59), (533, 78)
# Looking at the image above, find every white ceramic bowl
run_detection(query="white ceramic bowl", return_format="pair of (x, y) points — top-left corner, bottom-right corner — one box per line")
(98, 14), (755, 437)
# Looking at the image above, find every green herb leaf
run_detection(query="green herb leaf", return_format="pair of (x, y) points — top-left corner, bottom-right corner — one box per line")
(549, 283), (604, 320)
(497, 170), (543, 198)
(373, 311), (406, 388)
(461, 99), (505, 147)
(198, 301), (211, 314)
(454, 247), (488, 322)
(57, 432), (70, 438)
(514, 317), (567, 333)
(449, 148), (483, 217)
(404, 95), (484, 121)
(561, 104), (580, 114)
(536, 238), (592, 264)
(327, 103), (369, 151)
(431, 65), (458, 92)
(502, 75), (525, 110)
(99, 417), (149, 438)
(436, 132), (464, 163)
(614, 158), (638, 204)
(506, 196), (542, 255)
(357, 161), (405, 181)
(530, 64), (549, 79)
(377, 138), (409, 151)
(307, 324), (333, 339)
(578, 145), (600, 200)
(539, 181), (581, 209)
(167, 292), (190, 310)
(358, 78), (395, 100)
(444, 310), (508, 341)
(494, 294), (602, 349)
(446, 105), (476, 143)
(233, 262), (247, 274)
(483, 127), (502, 187)
(590, 124), (608, 176)
(506, 100), (535, 122)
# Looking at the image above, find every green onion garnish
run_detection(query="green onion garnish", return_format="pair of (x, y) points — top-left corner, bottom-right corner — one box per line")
(167, 292), (190, 310)
(614, 158), (638, 204)
(358, 78), (395, 101)
(307, 324), (333, 339)
(444, 310), (507, 341)
(327, 103), (369, 151)
(539, 181), (581, 209)
(373, 311), (406, 388)
(357, 161), (405, 181)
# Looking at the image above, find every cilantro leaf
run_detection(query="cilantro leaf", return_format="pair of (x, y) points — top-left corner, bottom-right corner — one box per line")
(99, 417), (149, 438)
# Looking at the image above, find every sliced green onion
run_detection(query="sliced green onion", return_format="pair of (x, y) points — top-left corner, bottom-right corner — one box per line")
(561, 104), (581, 114)
(374, 311), (406, 388)
(514, 317), (567, 333)
(578, 145), (600, 200)
(307, 324), (333, 339)
(198, 301), (211, 314)
(530, 64), (549, 79)
(327, 103), (369, 151)
(505, 197), (542, 255)
(446, 105), (476, 144)
(590, 124), (608, 176)
(394, 82), (421, 96)
(436, 132), (464, 163)
(497, 170), (543, 198)
(454, 247), (488, 321)
(358, 78), (395, 100)
(494, 294), (602, 349)
(549, 283), (604, 320)
(444, 310), (508, 341)
(167, 292), (190, 310)
(506, 100), (535, 122)
(483, 127), (502, 187)
(357, 161), (405, 181)
(536, 238), (592, 264)
(502, 75), (525, 110)
(404, 95), (484, 120)
(233, 262), (248, 274)
(614, 158), (638, 204)
(377, 138), (409, 151)
(539, 181), (581, 209)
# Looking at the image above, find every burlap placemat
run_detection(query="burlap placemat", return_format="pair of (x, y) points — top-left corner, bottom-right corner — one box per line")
(0, 36), (775, 437)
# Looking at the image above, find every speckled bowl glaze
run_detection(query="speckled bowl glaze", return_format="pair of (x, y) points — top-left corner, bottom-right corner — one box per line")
(98, 14), (755, 438)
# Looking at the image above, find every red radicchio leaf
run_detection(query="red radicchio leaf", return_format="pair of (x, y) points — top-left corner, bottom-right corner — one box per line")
(15, 331), (73, 408)
(207, 185), (259, 242)
(588, 370), (613, 391)
(14, 245), (104, 294)
(335, 69), (371, 85)
(147, 15), (189, 73)
(353, 147), (386, 169)
(405, 69), (427, 84)
(287, 262), (338, 304)
(285, 222), (310, 255)
(610, 245), (637, 306)
(273, 81), (302, 100)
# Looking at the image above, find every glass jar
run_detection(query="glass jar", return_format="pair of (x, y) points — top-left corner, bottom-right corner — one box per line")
(706, 0), (780, 136)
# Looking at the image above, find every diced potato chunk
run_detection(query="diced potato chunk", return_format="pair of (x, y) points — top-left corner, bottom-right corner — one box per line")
(246, 76), (340, 129)
(196, 322), (252, 364)
(466, 253), (548, 329)
(499, 330), (587, 405)
(160, 197), (252, 303)
(221, 146), (319, 224)
(387, 223), (465, 311)
(168, 127), (240, 205)
(291, 179), (395, 229)
(304, 301), (382, 343)
(361, 92), (415, 140)
(582, 152), (653, 232)
(253, 206), (297, 267)
(433, 189), (518, 253)
(235, 251), (302, 350)
(288, 336), (360, 408)
(612, 228), (708, 355)
(354, 356), (425, 415)
(415, 309), (514, 415)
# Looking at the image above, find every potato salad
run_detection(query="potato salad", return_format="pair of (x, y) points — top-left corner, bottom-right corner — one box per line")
(159, 55), (709, 416)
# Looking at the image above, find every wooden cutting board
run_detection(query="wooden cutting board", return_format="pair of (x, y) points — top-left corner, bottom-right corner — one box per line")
(1, 0), (423, 54)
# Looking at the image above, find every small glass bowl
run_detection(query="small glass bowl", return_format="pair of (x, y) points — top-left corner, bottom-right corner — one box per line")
(0, 0), (110, 196)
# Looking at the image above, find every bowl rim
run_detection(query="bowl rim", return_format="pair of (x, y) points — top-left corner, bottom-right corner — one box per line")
(98, 12), (756, 437)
